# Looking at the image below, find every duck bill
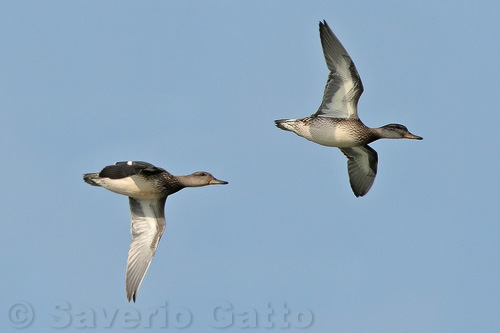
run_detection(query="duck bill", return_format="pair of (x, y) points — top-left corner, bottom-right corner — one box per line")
(209, 178), (228, 185)
(404, 132), (423, 140)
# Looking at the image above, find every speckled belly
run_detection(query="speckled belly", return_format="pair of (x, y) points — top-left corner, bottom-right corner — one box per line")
(294, 118), (364, 148)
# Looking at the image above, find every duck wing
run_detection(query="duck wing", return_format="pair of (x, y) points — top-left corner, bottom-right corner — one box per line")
(125, 197), (167, 302)
(99, 161), (163, 179)
(314, 20), (363, 120)
(339, 145), (377, 197)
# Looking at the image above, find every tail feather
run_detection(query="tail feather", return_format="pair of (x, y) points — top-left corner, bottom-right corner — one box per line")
(83, 173), (102, 187)
(274, 119), (295, 132)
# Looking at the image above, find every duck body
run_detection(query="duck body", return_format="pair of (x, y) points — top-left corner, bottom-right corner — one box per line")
(276, 117), (375, 148)
(275, 20), (422, 197)
(84, 161), (184, 199)
(83, 161), (227, 302)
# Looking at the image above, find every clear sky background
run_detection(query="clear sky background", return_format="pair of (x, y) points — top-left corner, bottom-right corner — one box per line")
(1, 1), (499, 332)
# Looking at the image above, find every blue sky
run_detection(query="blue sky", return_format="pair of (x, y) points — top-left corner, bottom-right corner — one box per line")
(2, 1), (500, 332)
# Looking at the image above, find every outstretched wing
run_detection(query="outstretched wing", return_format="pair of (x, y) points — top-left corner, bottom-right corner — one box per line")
(125, 197), (167, 302)
(339, 145), (377, 197)
(314, 20), (363, 120)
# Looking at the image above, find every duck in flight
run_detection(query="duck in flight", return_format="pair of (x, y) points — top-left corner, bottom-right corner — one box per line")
(83, 161), (227, 302)
(275, 20), (422, 197)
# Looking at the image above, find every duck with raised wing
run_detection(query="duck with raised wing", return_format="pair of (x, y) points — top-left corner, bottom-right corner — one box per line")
(83, 161), (228, 302)
(275, 20), (422, 197)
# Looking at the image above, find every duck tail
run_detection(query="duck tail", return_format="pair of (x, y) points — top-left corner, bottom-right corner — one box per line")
(274, 119), (296, 132)
(83, 173), (102, 187)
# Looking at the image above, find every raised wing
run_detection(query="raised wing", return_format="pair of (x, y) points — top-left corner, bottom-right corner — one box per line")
(314, 20), (363, 119)
(99, 161), (162, 179)
(125, 197), (167, 302)
(339, 145), (377, 197)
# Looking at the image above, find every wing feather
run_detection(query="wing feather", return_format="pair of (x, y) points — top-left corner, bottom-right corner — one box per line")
(99, 161), (162, 179)
(314, 20), (363, 119)
(339, 145), (377, 197)
(125, 197), (167, 302)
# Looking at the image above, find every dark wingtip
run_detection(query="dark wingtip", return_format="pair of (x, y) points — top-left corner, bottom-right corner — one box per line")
(352, 187), (364, 198)
(353, 189), (368, 198)
(127, 293), (136, 303)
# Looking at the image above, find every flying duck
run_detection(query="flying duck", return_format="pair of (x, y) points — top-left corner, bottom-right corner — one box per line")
(275, 20), (422, 197)
(83, 161), (227, 301)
